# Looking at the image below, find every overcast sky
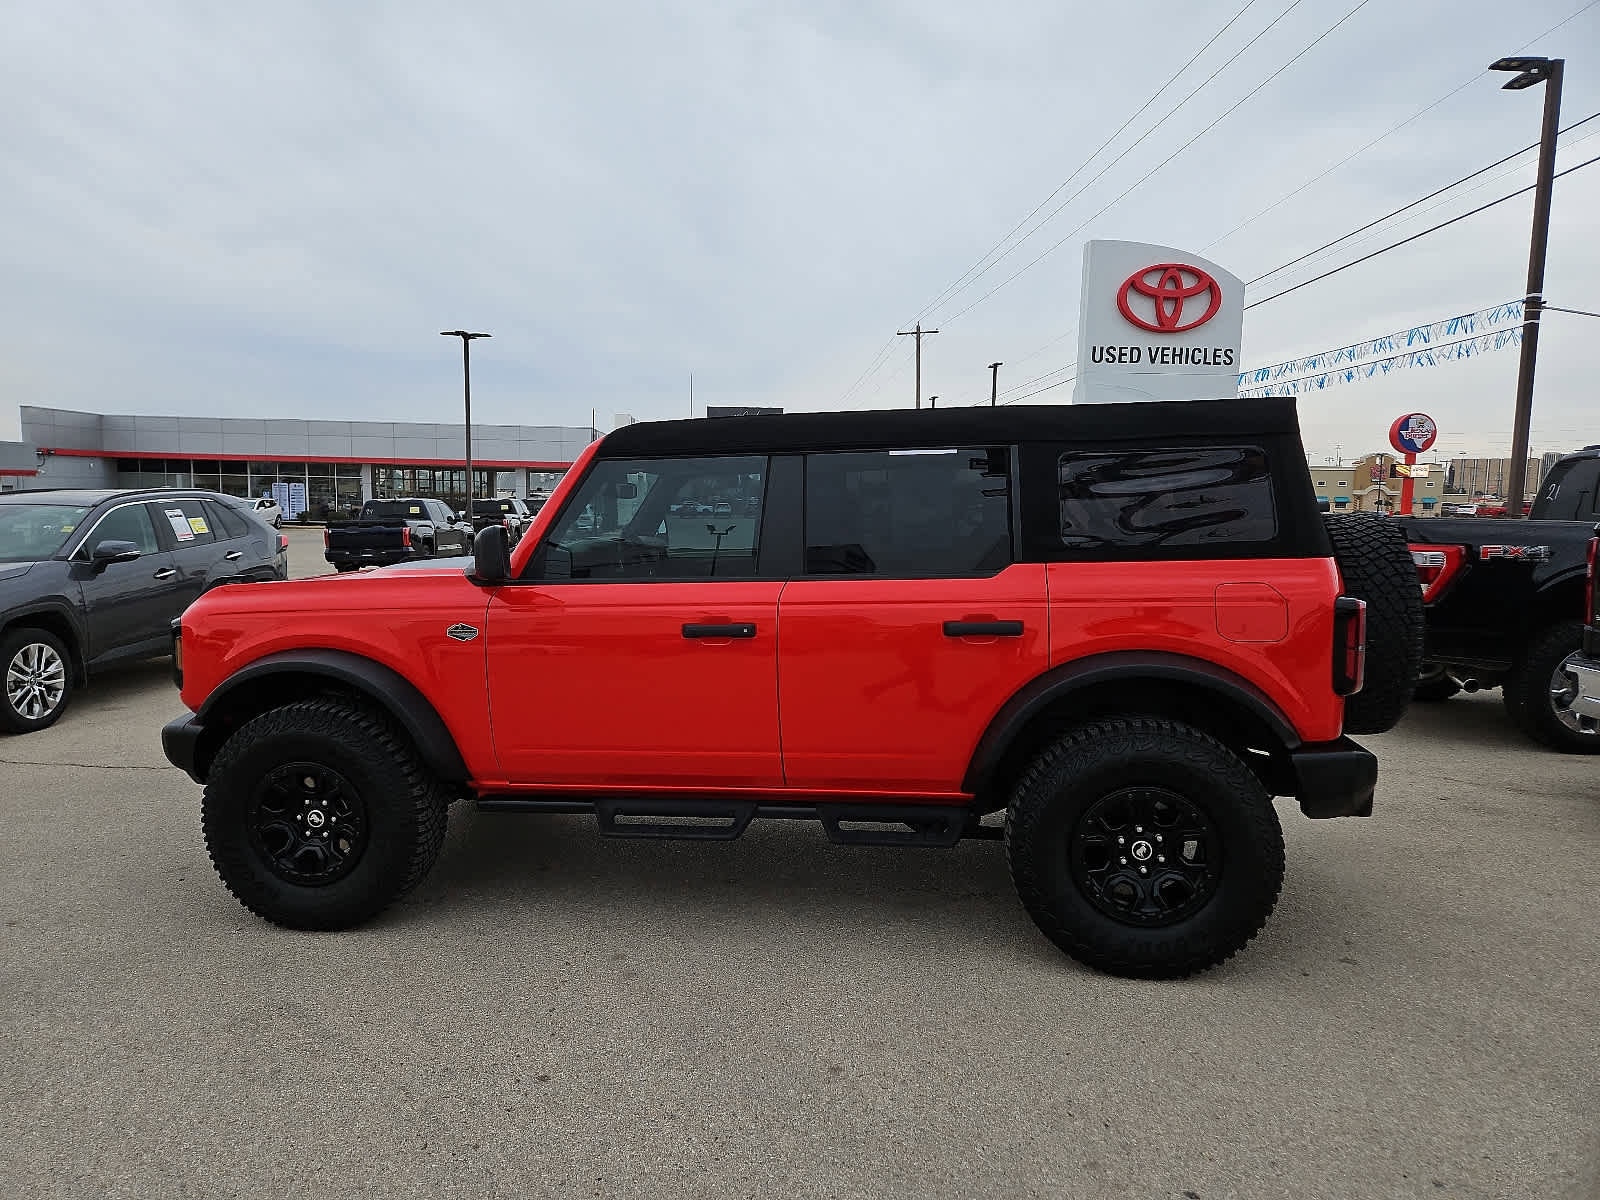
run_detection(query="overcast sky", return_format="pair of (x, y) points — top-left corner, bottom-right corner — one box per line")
(2, 0), (1597, 464)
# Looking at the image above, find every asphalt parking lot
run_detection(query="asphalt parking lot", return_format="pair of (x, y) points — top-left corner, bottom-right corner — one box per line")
(2, 529), (1597, 1200)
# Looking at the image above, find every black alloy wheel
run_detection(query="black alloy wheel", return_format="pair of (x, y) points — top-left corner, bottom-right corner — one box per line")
(1071, 786), (1221, 927)
(1006, 717), (1284, 978)
(202, 697), (448, 929)
(247, 762), (367, 885)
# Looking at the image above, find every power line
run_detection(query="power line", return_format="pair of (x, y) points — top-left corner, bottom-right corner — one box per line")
(927, 0), (1315, 324)
(910, 0), (1269, 324)
(1249, 110), (1600, 288)
(1246, 151), (1600, 310)
(851, 0), (1600, 409)
(994, 138), (1600, 405)
(1203, 0), (1600, 257)
(1544, 305), (1600, 319)
(941, 0), (1374, 325)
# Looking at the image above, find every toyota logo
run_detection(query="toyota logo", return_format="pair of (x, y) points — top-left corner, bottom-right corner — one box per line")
(1117, 263), (1222, 333)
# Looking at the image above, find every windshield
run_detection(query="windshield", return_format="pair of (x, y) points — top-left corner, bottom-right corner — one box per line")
(363, 500), (426, 519)
(0, 503), (94, 563)
(472, 499), (515, 515)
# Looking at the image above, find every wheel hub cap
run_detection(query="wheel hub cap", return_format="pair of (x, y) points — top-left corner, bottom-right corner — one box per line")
(1071, 786), (1222, 927)
(247, 762), (367, 886)
(1550, 652), (1599, 736)
(5, 642), (66, 721)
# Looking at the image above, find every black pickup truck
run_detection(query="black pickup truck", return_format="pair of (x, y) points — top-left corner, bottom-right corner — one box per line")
(1396, 445), (1600, 752)
(322, 498), (471, 572)
(470, 497), (533, 546)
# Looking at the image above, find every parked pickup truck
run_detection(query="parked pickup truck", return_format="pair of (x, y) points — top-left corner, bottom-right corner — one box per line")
(1397, 445), (1600, 752)
(469, 497), (533, 546)
(323, 498), (470, 572)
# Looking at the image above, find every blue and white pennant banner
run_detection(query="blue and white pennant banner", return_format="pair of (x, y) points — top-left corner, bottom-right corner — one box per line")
(1236, 301), (1525, 398)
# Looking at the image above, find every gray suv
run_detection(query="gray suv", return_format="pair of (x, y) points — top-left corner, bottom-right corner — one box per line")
(0, 489), (288, 734)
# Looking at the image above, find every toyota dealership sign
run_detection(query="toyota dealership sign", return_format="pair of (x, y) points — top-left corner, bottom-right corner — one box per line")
(1073, 240), (1244, 405)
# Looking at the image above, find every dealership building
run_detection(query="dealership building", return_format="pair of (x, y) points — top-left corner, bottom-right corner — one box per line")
(0, 405), (596, 514)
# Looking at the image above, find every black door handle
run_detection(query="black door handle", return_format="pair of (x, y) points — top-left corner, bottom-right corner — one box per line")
(683, 623), (757, 639)
(943, 620), (1024, 638)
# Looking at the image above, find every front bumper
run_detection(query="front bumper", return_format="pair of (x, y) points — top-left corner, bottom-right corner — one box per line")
(162, 714), (205, 784)
(1565, 654), (1600, 723)
(1292, 736), (1377, 819)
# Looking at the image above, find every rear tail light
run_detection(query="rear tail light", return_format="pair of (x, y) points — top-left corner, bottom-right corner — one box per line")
(278, 534), (290, 554)
(1332, 596), (1367, 697)
(401, 526), (412, 549)
(1408, 544), (1465, 604)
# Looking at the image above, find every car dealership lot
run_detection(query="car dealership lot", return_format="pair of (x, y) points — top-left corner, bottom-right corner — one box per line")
(2, 536), (1597, 1200)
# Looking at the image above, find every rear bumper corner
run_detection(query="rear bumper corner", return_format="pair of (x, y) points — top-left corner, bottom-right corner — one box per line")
(1292, 736), (1377, 819)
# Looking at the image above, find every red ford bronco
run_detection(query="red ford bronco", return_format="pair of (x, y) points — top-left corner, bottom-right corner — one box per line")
(162, 398), (1420, 977)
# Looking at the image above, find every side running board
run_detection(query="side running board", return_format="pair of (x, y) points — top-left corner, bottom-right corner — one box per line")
(474, 796), (1002, 846)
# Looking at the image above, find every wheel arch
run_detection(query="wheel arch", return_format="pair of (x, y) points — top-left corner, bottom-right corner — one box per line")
(193, 649), (469, 784)
(2, 602), (88, 686)
(963, 652), (1302, 810)
(1526, 570), (1586, 642)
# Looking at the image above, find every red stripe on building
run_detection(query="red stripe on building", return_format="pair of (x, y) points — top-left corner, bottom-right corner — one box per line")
(0, 468), (39, 476)
(38, 448), (574, 470)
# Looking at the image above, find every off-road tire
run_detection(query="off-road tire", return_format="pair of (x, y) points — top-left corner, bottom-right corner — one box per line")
(0, 626), (74, 735)
(1502, 620), (1600, 754)
(1005, 718), (1285, 979)
(1413, 666), (1460, 703)
(201, 697), (449, 928)
(1325, 515), (1423, 734)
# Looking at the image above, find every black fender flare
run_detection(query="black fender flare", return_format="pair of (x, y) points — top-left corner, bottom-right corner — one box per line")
(2, 598), (90, 684)
(197, 648), (469, 781)
(962, 650), (1302, 795)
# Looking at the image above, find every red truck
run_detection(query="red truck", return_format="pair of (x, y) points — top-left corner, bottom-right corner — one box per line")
(162, 398), (1419, 978)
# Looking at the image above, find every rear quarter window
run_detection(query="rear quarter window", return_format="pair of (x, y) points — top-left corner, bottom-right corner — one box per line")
(1018, 443), (1300, 561)
(1058, 447), (1276, 550)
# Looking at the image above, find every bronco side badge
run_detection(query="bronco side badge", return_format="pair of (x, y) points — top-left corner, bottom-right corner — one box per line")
(446, 623), (480, 642)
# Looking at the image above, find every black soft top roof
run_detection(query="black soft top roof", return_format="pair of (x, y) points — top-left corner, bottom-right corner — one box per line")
(597, 396), (1302, 459)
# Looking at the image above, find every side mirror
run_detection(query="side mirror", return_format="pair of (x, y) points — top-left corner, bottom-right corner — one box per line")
(91, 539), (142, 569)
(472, 524), (510, 584)
(455, 511), (467, 523)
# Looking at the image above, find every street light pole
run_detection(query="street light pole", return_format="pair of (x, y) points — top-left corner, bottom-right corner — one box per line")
(440, 330), (491, 507)
(988, 361), (1002, 406)
(1489, 55), (1564, 518)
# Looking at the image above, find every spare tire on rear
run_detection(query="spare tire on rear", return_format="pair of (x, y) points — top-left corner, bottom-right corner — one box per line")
(1325, 515), (1423, 735)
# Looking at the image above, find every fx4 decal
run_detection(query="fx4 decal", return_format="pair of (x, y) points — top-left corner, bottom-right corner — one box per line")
(1478, 545), (1551, 562)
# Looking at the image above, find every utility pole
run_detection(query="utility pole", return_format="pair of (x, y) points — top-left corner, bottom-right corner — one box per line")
(896, 321), (939, 409)
(440, 330), (490, 507)
(689, 372), (694, 418)
(1490, 55), (1564, 518)
(988, 361), (1003, 406)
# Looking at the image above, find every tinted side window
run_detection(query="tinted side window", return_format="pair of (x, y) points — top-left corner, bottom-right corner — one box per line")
(208, 500), (251, 541)
(1057, 446), (1275, 551)
(156, 500), (218, 547)
(86, 503), (161, 555)
(804, 447), (1011, 577)
(533, 455), (767, 580)
(1539, 459), (1599, 521)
